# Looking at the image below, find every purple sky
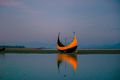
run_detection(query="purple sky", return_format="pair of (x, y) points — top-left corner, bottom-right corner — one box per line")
(0, 0), (120, 48)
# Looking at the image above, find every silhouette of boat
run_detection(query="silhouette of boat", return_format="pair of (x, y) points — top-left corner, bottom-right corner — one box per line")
(56, 32), (78, 53)
(0, 48), (5, 52)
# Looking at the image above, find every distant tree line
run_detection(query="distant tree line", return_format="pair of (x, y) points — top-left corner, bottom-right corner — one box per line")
(0, 45), (25, 48)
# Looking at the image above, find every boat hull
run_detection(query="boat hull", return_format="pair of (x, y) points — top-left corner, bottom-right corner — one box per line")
(57, 46), (77, 53)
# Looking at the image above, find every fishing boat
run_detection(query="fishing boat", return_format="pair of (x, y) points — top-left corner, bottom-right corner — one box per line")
(56, 32), (78, 53)
(0, 48), (5, 52)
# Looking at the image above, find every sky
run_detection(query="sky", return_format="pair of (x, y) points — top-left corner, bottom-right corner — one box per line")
(0, 0), (120, 48)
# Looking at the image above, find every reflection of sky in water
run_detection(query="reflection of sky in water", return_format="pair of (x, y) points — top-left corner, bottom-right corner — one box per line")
(0, 54), (120, 80)
(77, 54), (120, 80)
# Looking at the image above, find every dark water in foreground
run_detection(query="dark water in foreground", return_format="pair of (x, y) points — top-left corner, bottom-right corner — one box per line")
(0, 53), (120, 80)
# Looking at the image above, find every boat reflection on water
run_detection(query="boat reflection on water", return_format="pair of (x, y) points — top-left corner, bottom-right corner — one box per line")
(57, 53), (78, 77)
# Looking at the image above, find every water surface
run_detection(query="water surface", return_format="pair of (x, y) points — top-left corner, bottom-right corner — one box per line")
(0, 53), (120, 80)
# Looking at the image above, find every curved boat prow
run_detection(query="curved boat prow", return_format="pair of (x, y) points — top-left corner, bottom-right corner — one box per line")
(56, 32), (78, 53)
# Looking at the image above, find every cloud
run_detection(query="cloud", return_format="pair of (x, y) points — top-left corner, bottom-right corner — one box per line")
(0, 0), (43, 15)
(0, 0), (22, 7)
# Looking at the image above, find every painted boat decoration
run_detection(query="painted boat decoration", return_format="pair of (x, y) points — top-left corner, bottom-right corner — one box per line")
(56, 32), (78, 53)
(57, 54), (78, 72)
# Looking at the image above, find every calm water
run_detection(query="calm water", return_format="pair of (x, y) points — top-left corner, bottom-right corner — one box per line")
(0, 53), (120, 80)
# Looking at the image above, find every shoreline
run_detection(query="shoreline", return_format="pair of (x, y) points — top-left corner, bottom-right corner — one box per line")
(0, 48), (120, 54)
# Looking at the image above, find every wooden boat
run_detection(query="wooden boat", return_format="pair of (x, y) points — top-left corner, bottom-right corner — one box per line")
(0, 48), (5, 52)
(56, 32), (78, 53)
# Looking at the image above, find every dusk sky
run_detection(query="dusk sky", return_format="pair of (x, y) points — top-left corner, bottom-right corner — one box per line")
(0, 0), (120, 48)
